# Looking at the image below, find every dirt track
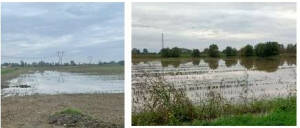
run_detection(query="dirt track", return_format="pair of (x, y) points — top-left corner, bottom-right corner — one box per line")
(1, 93), (124, 128)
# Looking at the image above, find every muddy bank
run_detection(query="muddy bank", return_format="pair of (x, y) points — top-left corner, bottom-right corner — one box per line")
(1, 93), (124, 128)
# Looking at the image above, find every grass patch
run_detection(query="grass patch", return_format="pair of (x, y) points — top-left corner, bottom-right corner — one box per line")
(190, 97), (296, 126)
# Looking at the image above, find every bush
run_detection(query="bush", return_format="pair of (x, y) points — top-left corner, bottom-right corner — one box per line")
(132, 76), (195, 125)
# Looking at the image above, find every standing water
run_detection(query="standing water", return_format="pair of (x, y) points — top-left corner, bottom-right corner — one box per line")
(132, 57), (296, 111)
(2, 71), (124, 96)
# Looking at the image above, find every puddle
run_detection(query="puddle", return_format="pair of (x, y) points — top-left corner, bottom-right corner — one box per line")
(2, 71), (124, 96)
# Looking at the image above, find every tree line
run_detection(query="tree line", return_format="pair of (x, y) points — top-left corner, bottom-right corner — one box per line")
(132, 42), (296, 58)
(1, 60), (124, 67)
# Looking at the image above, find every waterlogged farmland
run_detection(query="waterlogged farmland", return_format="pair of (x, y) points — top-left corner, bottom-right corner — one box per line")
(132, 57), (296, 111)
(2, 70), (124, 96)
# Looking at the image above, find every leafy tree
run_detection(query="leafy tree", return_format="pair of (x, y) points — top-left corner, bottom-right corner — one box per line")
(265, 42), (280, 56)
(200, 48), (209, 56)
(171, 47), (180, 57)
(132, 48), (141, 54)
(254, 42), (280, 57)
(223, 46), (237, 56)
(240, 44), (254, 56)
(70, 60), (76, 66)
(160, 48), (171, 57)
(191, 49), (200, 57)
(208, 44), (220, 57)
(254, 43), (266, 57)
(142, 48), (148, 54)
(160, 47), (181, 58)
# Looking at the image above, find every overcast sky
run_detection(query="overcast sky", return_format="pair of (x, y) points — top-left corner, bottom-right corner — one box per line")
(132, 3), (296, 52)
(2, 3), (124, 63)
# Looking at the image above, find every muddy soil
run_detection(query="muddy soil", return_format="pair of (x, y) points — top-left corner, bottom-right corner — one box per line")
(1, 93), (124, 128)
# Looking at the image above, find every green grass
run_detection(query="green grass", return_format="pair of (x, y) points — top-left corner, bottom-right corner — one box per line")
(133, 97), (296, 126)
(57, 108), (83, 116)
(1, 68), (19, 75)
(190, 97), (296, 126)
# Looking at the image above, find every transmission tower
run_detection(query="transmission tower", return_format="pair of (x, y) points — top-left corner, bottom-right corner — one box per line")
(57, 51), (64, 65)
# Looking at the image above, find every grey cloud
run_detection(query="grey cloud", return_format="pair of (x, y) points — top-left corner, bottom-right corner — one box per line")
(2, 3), (124, 63)
(132, 3), (296, 52)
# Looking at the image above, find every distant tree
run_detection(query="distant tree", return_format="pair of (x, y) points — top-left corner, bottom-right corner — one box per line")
(254, 42), (280, 57)
(223, 46), (237, 56)
(118, 60), (124, 65)
(2, 63), (9, 66)
(38, 61), (46, 66)
(70, 60), (76, 66)
(208, 44), (220, 57)
(254, 43), (266, 57)
(265, 42), (280, 56)
(200, 48), (209, 56)
(132, 48), (140, 54)
(160, 48), (171, 57)
(240, 44), (254, 56)
(64, 63), (69, 66)
(109, 61), (116, 64)
(170, 47), (180, 57)
(20, 60), (25, 67)
(160, 47), (181, 58)
(142, 48), (148, 54)
(191, 49), (200, 57)
(286, 44), (296, 54)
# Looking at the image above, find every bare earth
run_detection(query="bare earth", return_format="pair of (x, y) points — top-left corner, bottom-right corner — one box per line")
(1, 93), (124, 128)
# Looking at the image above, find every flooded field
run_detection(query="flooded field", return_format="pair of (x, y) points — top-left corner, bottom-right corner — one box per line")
(2, 71), (124, 96)
(132, 57), (296, 111)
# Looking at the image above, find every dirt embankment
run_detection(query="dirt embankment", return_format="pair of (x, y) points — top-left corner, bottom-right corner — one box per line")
(1, 93), (124, 128)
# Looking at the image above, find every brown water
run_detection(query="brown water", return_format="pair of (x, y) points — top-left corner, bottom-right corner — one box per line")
(132, 57), (296, 111)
